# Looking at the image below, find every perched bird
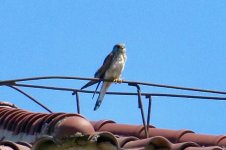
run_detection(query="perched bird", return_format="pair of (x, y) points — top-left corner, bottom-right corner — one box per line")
(81, 43), (127, 111)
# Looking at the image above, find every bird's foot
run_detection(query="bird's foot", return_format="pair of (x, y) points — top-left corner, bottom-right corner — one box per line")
(113, 78), (123, 83)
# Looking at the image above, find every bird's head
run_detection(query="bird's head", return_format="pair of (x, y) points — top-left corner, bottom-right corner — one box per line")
(113, 43), (126, 53)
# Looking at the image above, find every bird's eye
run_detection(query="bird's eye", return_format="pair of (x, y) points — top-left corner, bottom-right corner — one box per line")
(117, 45), (123, 49)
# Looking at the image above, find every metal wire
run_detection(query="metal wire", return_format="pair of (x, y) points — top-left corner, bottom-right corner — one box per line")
(11, 83), (226, 101)
(0, 76), (226, 95)
(6, 85), (53, 113)
(0, 80), (53, 113)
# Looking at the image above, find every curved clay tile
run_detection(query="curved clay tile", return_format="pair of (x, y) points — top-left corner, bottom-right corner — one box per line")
(0, 102), (17, 108)
(47, 113), (84, 134)
(92, 120), (153, 138)
(0, 107), (15, 114)
(148, 128), (194, 143)
(184, 146), (224, 150)
(117, 136), (139, 148)
(0, 108), (11, 119)
(0, 140), (30, 150)
(32, 132), (119, 150)
(31, 136), (54, 150)
(0, 146), (14, 150)
(14, 113), (36, 134)
(16, 141), (32, 148)
(29, 114), (50, 134)
(90, 120), (116, 131)
(171, 141), (199, 150)
(53, 115), (95, 139)
(179, 133), (226, 146)
(0, 108), (19, 126)
(29, 113), (67, 135)
(3, 111), (28, 131)
(11, 112), (33, 133)
(23, 113), (47, 133)
(41, 113), (64, 124)
(1, 103), (226, 149)
(217, 136), (226, 146)
(123, 136), (171, 149)
(1, 109), (22, 129)
(88, 131), (119, 149)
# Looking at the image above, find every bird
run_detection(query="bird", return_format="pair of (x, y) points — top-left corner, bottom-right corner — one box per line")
(81, 43), (127, 111)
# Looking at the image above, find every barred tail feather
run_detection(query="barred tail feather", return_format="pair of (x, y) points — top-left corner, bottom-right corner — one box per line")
(94, 82), (111, 111)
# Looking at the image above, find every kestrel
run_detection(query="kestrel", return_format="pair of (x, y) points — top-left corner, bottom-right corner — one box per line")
(81, 43), (127, 111)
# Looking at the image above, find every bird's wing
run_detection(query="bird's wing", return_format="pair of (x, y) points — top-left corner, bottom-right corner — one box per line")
(93, 81), (112, 111)
(81, 51), (115, 90)
(94, 51), (115, 78)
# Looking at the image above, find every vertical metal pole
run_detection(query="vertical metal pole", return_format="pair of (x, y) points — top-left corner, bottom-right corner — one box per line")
(128, 83), (149, 138)
(72, 91), (81, 114)
(74, 91), (80, 114)
(147, 96), (152, 128)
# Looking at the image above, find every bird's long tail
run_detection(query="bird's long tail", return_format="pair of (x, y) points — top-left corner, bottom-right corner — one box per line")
(92, 81), (101, 99)
(94, 82), (111, 111)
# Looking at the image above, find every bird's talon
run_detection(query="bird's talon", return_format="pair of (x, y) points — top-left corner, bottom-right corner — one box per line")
(113, 79), (122, 83)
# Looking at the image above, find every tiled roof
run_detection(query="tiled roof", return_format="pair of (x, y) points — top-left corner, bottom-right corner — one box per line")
(0, 102), (225, 150)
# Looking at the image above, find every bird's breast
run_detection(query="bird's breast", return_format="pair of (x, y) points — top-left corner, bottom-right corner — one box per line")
(104, 54), (126, 79)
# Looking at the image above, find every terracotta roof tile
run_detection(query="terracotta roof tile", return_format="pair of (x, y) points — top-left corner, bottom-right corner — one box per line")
(148, 128), (194, 143)
(0, 141), (30, 150)
(117, 136), (139, 147)
(184, 146), (224, 150)
(54, 115), (95, 139)
(91, 120), (154, 138)
(0, 102), (225, 150)
(179, 133), (226, 146)
(122, 136), (172, 149)
(0, 102), (17, 108)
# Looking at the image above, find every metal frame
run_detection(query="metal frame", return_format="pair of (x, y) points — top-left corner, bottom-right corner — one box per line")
(1, 76), (226, 138)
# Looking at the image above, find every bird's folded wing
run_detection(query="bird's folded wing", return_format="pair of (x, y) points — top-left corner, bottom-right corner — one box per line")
(94, 51), (114, 78)
(81, 51), (115, 90)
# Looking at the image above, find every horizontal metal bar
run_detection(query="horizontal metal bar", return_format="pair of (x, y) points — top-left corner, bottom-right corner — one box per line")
(145, 94), (226, 101)
(13, 83), (226, 101)
(0, 76), (95, 85)
(0, 76), (226, 95)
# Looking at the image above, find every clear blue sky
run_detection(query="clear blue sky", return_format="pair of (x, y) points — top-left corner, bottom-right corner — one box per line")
(0, 1), (226, 135)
